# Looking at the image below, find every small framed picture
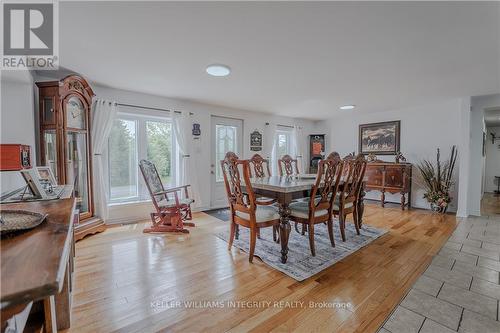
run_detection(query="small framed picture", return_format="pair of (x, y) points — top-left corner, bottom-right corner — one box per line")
(20, 169), (48, 199)
(36, 166), (57, 186)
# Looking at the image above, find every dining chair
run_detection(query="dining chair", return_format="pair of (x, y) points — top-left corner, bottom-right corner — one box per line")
(278, 154), (299, 176)
(248, 154), (276, 206)
(332, 154), (367, 241)
(288, 155), (343, 256)
(221, 152), (281, 262)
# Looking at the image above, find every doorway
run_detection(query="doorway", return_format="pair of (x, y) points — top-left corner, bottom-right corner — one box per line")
(210, 116), (243, 208)
(481, 106), (500, 217)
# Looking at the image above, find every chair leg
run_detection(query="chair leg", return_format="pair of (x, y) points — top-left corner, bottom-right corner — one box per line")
(257, 229), (261, 239)
(273, 225), (279, 242)
(327, 218), (335, 247)
(352, 208), (360, 235)
(249, 227), (257, 263)
(228, 222), (236, 250)
(339, 213), (346, 242)
(301, 223), (307, 235)
(308, 223), (315, 256)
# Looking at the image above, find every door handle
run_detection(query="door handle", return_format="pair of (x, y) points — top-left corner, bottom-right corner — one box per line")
(211, 164), (215, 168)
(211, 171), (215, 174)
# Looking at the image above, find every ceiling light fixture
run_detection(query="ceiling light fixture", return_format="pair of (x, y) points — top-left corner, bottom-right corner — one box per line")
(206, 64), (231, 77)
(340, 105), (355, 110)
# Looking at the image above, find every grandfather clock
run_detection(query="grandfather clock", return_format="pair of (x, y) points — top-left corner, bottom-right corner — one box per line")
(37, 75), (105, 240)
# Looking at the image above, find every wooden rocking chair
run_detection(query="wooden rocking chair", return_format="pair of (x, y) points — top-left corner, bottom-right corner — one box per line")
(139, 159), (195, 233)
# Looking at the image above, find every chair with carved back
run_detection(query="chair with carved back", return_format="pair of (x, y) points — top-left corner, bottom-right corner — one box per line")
(139, 159), (195, 233)
(221, 152), (281, 262)
(248, 154), (275, 206)
(288, 155), (343, 256)
(278, 154), (299, 176)
(332, 154), (367, 241)
(248, 153), (279, 241)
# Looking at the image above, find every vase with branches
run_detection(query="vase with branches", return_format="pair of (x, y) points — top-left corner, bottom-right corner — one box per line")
(417, 146), (458, 213)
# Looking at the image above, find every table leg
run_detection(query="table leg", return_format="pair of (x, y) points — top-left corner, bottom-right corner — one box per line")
(278, 202), (291, 263)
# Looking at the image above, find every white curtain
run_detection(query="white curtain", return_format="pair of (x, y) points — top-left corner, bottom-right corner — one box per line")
(173, 112), (202, 207)
(291, 125), (306, 173)
(91, 98), (117, 222)
(264, 122), (278, 176)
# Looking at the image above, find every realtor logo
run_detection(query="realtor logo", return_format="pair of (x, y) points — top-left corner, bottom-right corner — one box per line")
(1, 1), (58, 69)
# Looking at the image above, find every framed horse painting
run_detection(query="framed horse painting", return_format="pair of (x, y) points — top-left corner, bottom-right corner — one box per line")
(359, 120), (400, 155)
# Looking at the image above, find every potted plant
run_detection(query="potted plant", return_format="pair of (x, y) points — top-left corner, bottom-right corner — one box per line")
(417, 146), (458, 213)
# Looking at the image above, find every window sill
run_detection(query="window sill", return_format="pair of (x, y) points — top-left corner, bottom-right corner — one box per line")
(108, 199), (151, 207)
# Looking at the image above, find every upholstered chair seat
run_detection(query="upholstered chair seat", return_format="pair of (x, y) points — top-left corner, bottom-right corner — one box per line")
(289, 200), (328, 219)
(158, 198), (195, 208)
(235, 205), (280, 223)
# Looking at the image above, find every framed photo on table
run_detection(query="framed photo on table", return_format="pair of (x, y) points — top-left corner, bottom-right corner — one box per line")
(359, 120), (400, 155)
(20, 169), (48, 199)
(35, 166), (57, 186)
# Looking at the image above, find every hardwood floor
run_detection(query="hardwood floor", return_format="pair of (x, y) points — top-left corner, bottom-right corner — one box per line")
(481, 192), (500, 216)
(68, 204), (457, 333)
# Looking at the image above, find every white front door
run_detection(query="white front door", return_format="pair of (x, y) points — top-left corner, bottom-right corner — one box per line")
(210, 116), (243, 208)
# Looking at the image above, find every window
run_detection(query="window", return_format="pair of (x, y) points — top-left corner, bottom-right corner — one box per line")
(108, 113), (175, 203)
(109, 119), (138, 201)
(276, 130), (292, 159)
(215, 124), (238, 182)
(146, 120), (173, 186)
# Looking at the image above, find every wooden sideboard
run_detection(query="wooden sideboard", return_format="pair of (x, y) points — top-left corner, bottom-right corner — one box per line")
(1, 198), (76, 332)
(364, 161), (412, 210)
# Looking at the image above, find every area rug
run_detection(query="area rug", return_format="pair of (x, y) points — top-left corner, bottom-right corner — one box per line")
(216, 221), (387, 281)
(204, 208), (231, 222)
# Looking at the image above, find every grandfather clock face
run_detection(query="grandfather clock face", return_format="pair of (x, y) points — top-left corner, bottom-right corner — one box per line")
(65, 96), (86, 129)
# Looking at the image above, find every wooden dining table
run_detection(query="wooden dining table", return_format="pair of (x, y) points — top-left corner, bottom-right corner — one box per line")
(245, 175), (365, 263)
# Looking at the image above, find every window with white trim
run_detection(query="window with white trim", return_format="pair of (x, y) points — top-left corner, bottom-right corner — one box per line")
(108, 111), (176, 203)
(275, 129), (292, 159)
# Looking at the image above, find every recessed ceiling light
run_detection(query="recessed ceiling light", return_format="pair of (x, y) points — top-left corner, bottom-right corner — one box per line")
(340, 105), (355, 110)
(206, 64), (231, 77)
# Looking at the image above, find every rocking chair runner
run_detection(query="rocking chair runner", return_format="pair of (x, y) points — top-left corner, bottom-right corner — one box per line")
(139, 159), (195, 233)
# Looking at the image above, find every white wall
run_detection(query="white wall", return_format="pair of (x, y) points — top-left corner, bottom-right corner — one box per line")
(0, 71), (36, 195)
(91, 84), (316, 224)
(315, 99), (463, 211)
(485, 126), (500, 193)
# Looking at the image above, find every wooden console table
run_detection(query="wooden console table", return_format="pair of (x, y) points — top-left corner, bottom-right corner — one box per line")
(1, 198), (76, 332)
(364, 161), (412, 210)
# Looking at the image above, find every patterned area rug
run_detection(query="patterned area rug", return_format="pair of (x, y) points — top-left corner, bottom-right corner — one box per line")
(216, 221), (387, 281)
(204, 208), (230, 222)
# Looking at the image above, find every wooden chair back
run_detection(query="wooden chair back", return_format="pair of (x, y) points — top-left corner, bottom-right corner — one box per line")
(339, 154), (367, 205)
(248, 153), (271, 177)
(220, 152), (256, 224)
(139, 159), (170, 211)
(309, 154), (343, 215)
(278, 154), (299, 176)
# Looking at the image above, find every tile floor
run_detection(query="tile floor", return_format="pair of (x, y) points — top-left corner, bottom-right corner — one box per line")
(379, 214), (500, 333)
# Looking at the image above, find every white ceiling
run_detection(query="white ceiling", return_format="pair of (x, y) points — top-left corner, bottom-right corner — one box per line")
(58, 1), (500, 120)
